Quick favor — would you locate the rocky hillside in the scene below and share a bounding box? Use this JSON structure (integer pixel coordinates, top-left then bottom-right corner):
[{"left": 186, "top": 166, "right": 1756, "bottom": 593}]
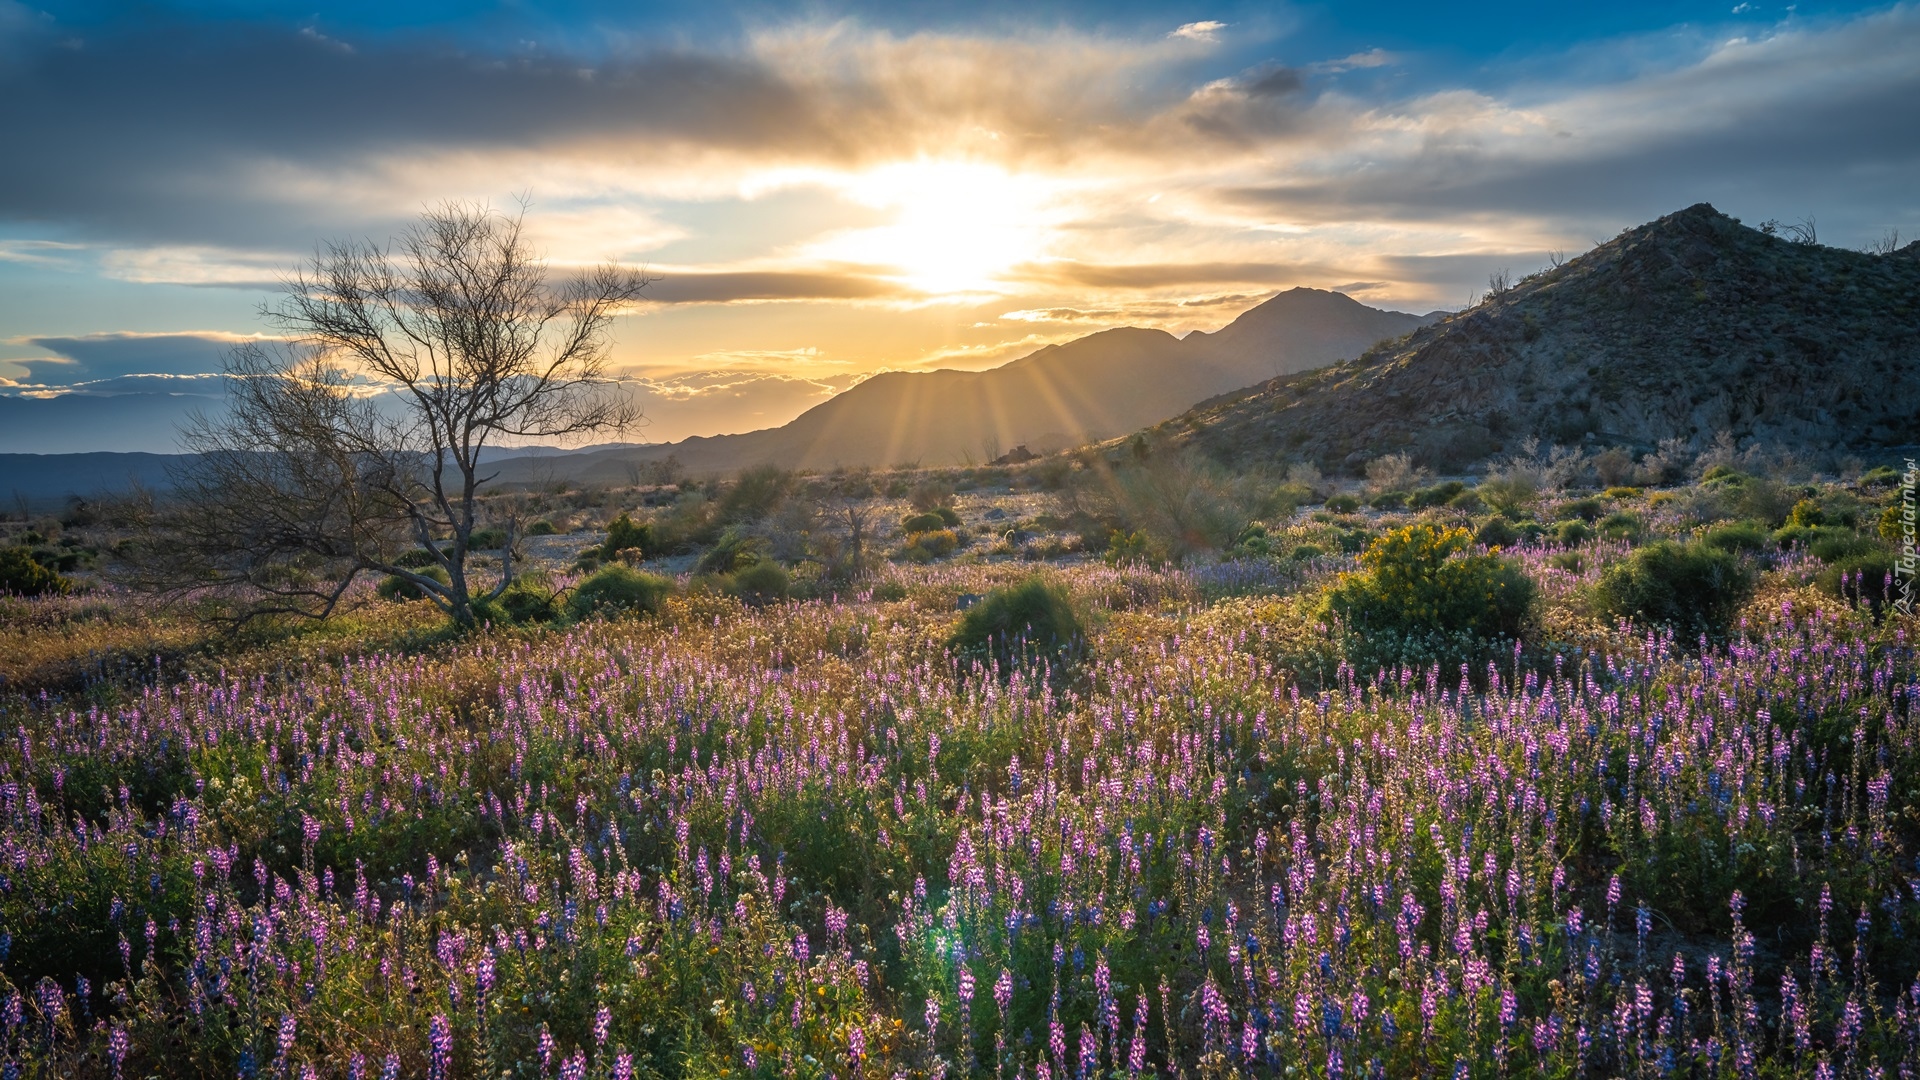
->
[
  {"left": 490, "top": 288, "right": 1428, "bottom": 481},
  {"left": 1164, "top": 204, "right": 1920, "bottom": 472}
]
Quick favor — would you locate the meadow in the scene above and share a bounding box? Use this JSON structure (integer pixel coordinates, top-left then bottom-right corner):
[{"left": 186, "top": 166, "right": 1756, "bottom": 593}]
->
[{"left": 0, "top": 458, "right": 1915, "bottom": 1079}]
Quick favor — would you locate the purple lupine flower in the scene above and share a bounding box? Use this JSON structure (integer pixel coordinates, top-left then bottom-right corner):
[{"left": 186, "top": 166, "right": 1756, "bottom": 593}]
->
[{"left": 427, "top": 1014, "right": 452, "bottom": 1080}]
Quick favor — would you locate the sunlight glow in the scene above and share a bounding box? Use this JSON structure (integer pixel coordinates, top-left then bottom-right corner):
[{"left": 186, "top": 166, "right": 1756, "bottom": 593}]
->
[{"left": 808, "top": 161, "right": 1065, "bottom": 296}]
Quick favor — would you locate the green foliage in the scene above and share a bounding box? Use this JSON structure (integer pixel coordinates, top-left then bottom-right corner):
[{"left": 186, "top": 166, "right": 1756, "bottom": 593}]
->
[
  {"left": 393, "top": 547, "right": 443, "bottom": 569},
  {"left": 908, "top": 478, "right": 956, "bottom": 513},
  {"left": 1884, "top": 502, "right": 1913, "bottom": 541},
  {"left": 1858, "top": 464, "right": 1902, "bottom": 487},
  {"left": 1319, "top": 524, "right": 1535, "bottom": 677},
  {"left": 1552, "top": 519, "right": 1592, "bottom": 546},
  {"left": 1408, "top": 480, "right": 1465, "bottom": 509},
  {"left": 0, "top": 547, "right": 70, "bottom": 596},
  {"left": 1289, "top": 543, "right": 1326, "bottom": 561},
  {"left": 903, "top": 528, "right": 959, "bottom": 562},
  {"left": 564, "top": 565, "right": 672, "bottom": 621},
  {"left": 725, "top": 560, "right": 791, "bottom": 605},
  {"left": 693, "top": 527, "right": 763, "bottom": 575},
  {"left": 1368, "top": 490, "right": 1407, "bottom": 511},
  {"left": 1816, "top": 549, "right": 1899, "bottom": 612},
  {"left": 1562, "top": 496, "right": 1605, "bottom": 522},
  {"left": 1594, "top": 540, "right": 1754, "bottom": 642},
  {"left": 1597, "top": 511, "right": 1646, "bottom": 541},
  {"left": 490, "top": 579, "right": 560, "bottom": 624},
  {"left": 1604, "top": 486, "right": 1643, "bottom": 499},
  {"left": 467, "top": 527, "right": 509, "bottom": 550},
  {"left": 1807, "top": 530, "right": 1880, "bottom": 563},
  {"left": 1699, "top": 520, "right": 1772, "bottom": 553},
  {"left": 948, "top": 576, "right": 1086, "bottom": 677},
  {"left": 599, "top": 512, "right": 655, "bottom": 560},
  {"left": 375, "top": 565, "right": 449, "bottom": 602},
  {"left": 1103, "top": 529, "right": 1168, "bottom": 568},
  {"left": 1786, "top": 498, "right": 1827, "bottom": 528},
  {"left": 1701, "top": 464, "right": 1752, "bottom": 488},
  {"left": 1475, "top": 516, "right": 1522, "bottom": 549},
  {"left": 1325, "top": 494, "right": 1360, "bottom": 513},
  {"left": 1445, "top": 488, "right": 1484, "bottom": 513},
  {"left": 719, "top": 464, "right": 793, "bottom": 523},
  {"left": 526, "top": 519, "right": 559, "bottom": 536},
  {"left": 901, "top": 511, "right": 948, "bottom": 534}
]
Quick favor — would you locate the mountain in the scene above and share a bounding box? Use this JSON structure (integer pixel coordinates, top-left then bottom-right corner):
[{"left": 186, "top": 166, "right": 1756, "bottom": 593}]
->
[
  {"left": 486, "top": 288, "right": 1429, "bottom": 484},
  {"left": 1162, "top": 204, "right": 1920, "bottom": 473}
]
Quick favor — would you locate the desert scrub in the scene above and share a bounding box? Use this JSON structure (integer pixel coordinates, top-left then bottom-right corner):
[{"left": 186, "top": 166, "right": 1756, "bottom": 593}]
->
[
  {"left": 947, "top": 575, "right": 1087, "bottom": 678},
  {"left": 565, "top": 564, "right": 673, "bottom": 620},
  {"left": 1593, "top": 539, "right": 1755, "bottom": 642},
  {"left": 0, "top": 545, "right": 71, "bottom": 596},
  {"left": 1319, "top": 523, "right": 1535, "bottom": 677}
]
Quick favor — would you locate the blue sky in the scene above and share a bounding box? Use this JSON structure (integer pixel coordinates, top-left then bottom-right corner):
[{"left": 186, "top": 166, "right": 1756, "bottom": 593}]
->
[{"left": 1, "top": 0, "right": 1915, "bottom": 452}]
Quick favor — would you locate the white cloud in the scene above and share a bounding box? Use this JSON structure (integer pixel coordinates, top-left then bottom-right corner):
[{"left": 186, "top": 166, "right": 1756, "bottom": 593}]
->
[{"left": 1168, "top": 21, "right": 1228, "bottom": 43}]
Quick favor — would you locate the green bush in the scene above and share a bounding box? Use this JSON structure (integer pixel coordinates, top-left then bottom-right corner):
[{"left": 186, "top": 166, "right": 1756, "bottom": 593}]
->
[
  {"left": 1699, "top": 520, "right": 1771, "bottom": 553},
  {"left": 1475, "top": 516, "right": 1522, "bottom": 549},
  {"left": 726, "top": 561, "right": 791, "bottom": 605},
  {"left": 0, "top": 546, "right": 70, "bottom": 596},
  {"left": 467, "top": 527, "right": 509, "bottom": 550},
  {"left": 1816, "top": 550, "right": 1899, "bottom": 612},
  {"left": 1594, "top": 541, "right": 1754, "bottom": 642},
  {"left": 1408, "top": 481, "right": 1466, "bottom": 509},
  {"left": 1325, "top": 494, "right": 1361, "bottom": 513},
  {"left": 565, "top": 565, "right": 672, "bottom": 621},
  {"left": 694, "top": 528, "right": 763, "bottom": 575},
  {"left": 1552, "top": 520, "right": 1592, "bottom": 546},
  {"left": 527, "top": 519, "right": 558, "bottom": 536},
  {"left": 948, "top": 577, "right": 1086, "bottom": 677},
  {"left": 393, "top": 547, "right": 443, "bottom": 569},
  {"left": 1446, "top": 488, "right": 1485, "bottom": 513},
  {"left": 1701, "top": 464, "right": 1751, "bottom": 489},
  {"left": 1597, "top": 511, "right": 1645, "bottom": 541},
  {"left": 1289, "top": 543, "right": 1326, "bottom": 561},
  {"left": 1562, "top": 497, "right": 1605, "bottom": 522},
  {"left": 1883, "top": 503, "right": 1913, "bottom": 542},
  {"left": 1369, "top": 491, "right": 1408, "bottom": 511},
  {"left": 376, "top": 565, "right": 450, "bottom": 602},
  {"left": 904, "top": 529, "right": 960, "bottom": 562},
  {"left": 1785, "top": 498, "right": 1827, "bottom": 528},
  {"left": 1319, "top": 524, "right": 1535, "bottom": 677},
  {"left": 1104, "top": 529, "right": 1168, "bottom": 568},
  {"left": 600, "top": 512, "right": 655, "bottom": 560},
  {"left": 493, "top": 579, "right": 559, "bottom": 623},
  {"left": 1603, "top": 486, "right": 1642, "bottom": 499},
  {"left": 901, "top": 511, "right": 948, "bottom": 534},
  {"left": 719, "top": 464, "right": 793, "bottom": 523}
]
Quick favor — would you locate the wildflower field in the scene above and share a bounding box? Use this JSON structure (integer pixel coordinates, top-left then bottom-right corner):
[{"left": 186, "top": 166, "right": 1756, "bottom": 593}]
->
[{"left": 1, "top": 493, "right": 1917, "bottom": 1079}]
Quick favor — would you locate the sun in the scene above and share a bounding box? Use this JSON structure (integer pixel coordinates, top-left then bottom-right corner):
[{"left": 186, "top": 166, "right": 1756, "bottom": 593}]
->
[{"left": 810, "top": 160, "right": 1062, "bottom": 295}]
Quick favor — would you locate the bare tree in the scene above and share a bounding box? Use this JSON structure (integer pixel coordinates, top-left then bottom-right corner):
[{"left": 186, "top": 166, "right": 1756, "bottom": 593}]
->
[{"left": 131, "top": 202, "right": 646, "bottom": 625}]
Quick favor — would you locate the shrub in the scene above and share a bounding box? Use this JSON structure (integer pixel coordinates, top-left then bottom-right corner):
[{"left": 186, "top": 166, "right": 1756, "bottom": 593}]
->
[
  {"left": 903, "top": 529, "right": 960, "bottom": 562},
  {"left": 467, "top": 527, "right": 508, "bottom": 550},
  {"left": 1552, "top": 520, "right": 1592, "bottom": 546},
  {"left": 493, "top": 580, "right": 559, "bottom": 623},
  {"left": 0, "top": 546, "right": 70, "bottom": 596},
  {"left": 1289, "top": 543, "right": 1326, "bottom": 561},
  {"left": 1319, "top": 524, "right": 1535, "bottom": 677},
  {"left": 527, "top": 520, "right": 558, "bottom": 536},
  {"left": 1594, "top": 541, "right": 1754, "bottom": 642},
  {"left": 1104, "top": 529, "right": 1169, "bottom": 568},
  {"left": 948, "top": 577, "right": 1086, "bottom": 677},
  {"left": 1604, "top": 486, "right": 1643, "bottom": 499},
  {"left": 565, "top": 565, "right": 672, "bottom": 621},
  {"left": 909, "top": 478, "right": 956, "bottom": 513},
  {"left": 600, "top": 513, "right": 655, "bottom": 560},
  {"left": 719, "top": 464, "right": 793, "bottom": 523},
  {"left": 1475, "top": 517, "right": 1522, "bottom": 549},
  {"left": 1807, "top": 530, "right": 1880, "bottom": 563},
  {"left": 1325, "top": 494, "right": 1361, "bottom": 513},
  {"left": 1785, "top": 498, "right": 1827, "bottom": 528},
  {"left": 725, "top": 561, "right": 791, "bottom": 605},
  {"left": 1701, "top": 464, "right": 1751, "bottom": 489},
  {"left": 393, "top": 547, "right": 442, "bottom": 569},
  {"left": 934, "top": 506, "right": 962, "bottom": 528},
  {"left": 1816, "top": 550, "right": 1900, "bottom": 613},
  {"left": 901, "top": 512, "right": 948, "bottom": 534},
  {"left": 1561, "top": 497, "right": 1605, "bottom": 522},
  {"left": 1445, "top": 489, "right": 1484, "bottom": 513},
  {"left": 376, "top": 565, "right": 449, "bottom": 601},
  {"left": 1369, "top": 491, "right": 1408, "bottom": 511},
  {"left": 1597, "top": 512, "right": 1645, "bottom": 541},
  {"left": 693, "top": 528, "right": 763, "bottom": 575},
  {"left": 1883, "top": 503, "right": 1913, "bottom": 541},
  {"left": 1408, "top": 481, "right": 1465, "bottom": 509},
  {"left": 1699, "top": 520, "right": 1771, "bottom": 553}
]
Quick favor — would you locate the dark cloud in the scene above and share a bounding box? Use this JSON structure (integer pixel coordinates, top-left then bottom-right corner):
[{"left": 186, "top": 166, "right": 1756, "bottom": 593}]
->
[
  {"left": 1243, "top": 66, "right": 1304, "bottom": 97},
  {"left": 14, "top": 332, "right": 256, "bottom": 384},
  {"left": 642, "top": 271, "right": 901, "bottom": 303},
  {"left": 1016, "top": 260, "right": 1343, "bottom": 289}
]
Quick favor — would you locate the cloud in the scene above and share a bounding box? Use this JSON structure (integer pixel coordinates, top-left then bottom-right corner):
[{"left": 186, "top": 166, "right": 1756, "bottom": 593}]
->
[
  {"left": 1168, "top": 21, "right": 1227, "bottom": 43},
  {"left": 12, "top": 332, "right": 268, "bottom": 385},
  {"left": 641, "top": 269, "right": 903, "bottom": 303},
  {"left": 620, "top": 368, "right": 865, "bottom": 440},
  {"left": 1014, "top": 259, "right": 1343, "bottom": 289}
]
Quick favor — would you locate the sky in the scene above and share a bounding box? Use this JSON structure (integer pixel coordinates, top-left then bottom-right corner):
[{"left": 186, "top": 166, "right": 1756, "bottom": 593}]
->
[{"left": 1, "top": 0, "right": 1916, "bottom": 453}]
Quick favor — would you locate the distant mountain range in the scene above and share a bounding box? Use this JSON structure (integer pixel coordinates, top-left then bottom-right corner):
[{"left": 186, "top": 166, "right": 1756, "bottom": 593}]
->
[
  {"left": 481, "top": 288, "right": 1433, "bottom": 485},
  {"left": 1165, "top": 204, "right": 1920, "bottom": 472}
]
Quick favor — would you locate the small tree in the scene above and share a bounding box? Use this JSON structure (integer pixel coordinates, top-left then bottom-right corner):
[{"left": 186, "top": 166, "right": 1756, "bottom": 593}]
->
[{"left": 131, "top": 202, "right": 645, "bottom": 625}]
